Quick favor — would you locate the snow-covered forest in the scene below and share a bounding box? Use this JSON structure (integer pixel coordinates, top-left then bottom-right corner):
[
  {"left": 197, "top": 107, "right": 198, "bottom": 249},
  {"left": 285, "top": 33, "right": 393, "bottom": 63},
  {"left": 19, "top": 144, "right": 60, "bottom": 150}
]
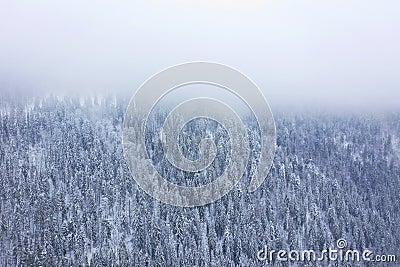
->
[{"left": 0, "top": 95, "right": 399, "bottom": 266}]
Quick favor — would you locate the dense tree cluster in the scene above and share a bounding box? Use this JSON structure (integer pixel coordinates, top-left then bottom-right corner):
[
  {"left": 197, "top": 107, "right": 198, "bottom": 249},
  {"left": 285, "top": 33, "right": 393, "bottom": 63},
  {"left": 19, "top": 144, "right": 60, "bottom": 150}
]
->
[{"left": 0, "top": 96, "right": 399, "bottom": 266}]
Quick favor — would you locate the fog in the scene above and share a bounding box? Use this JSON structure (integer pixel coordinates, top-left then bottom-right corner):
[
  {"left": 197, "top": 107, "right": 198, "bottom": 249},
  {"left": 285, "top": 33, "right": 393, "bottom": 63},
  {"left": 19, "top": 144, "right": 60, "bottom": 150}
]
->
[{"left": 0, "top": 0, "right": 399, "bottom": 110}]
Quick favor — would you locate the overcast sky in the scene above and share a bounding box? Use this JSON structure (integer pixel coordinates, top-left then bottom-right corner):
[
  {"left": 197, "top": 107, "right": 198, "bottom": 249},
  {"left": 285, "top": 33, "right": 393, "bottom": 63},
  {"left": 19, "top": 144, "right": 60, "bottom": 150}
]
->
[{"left": 0, "top": 0, "right": 399, "bottom": 110}]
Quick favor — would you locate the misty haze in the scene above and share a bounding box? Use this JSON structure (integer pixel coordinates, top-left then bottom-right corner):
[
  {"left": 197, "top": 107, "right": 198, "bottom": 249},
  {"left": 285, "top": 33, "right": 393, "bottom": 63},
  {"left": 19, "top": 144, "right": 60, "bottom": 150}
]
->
[{"left": 0, "top": 0, "right": 399, "bottom": 266}]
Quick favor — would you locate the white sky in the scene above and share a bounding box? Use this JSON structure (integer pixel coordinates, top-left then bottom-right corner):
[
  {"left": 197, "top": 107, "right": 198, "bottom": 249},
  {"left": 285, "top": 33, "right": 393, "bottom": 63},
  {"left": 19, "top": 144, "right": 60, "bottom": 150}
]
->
[{"left": 0, "top": 0, "right": 399, "bottom": 110}]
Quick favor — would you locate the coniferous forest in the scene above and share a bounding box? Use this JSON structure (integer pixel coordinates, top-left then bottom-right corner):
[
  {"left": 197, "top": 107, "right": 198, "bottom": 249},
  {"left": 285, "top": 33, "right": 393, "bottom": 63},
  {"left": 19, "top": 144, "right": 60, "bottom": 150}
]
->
[{"left": 0, "top": 95, "right": 399, "bottom": 266}]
